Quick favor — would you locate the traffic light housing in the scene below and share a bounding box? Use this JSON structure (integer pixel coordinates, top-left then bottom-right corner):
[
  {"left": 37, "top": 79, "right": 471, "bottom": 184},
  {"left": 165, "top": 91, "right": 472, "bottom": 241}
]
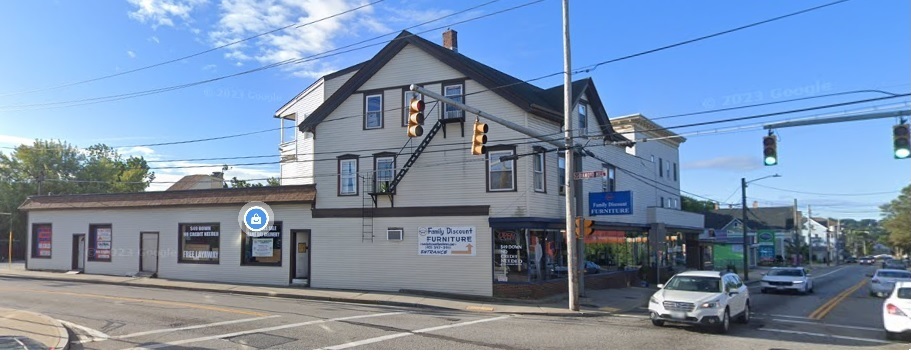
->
[
  {"left": 407, "top": 98, "right": 425, "bottom": 138},
  {"left": 763, "top": 135, "right": 778, "bottom": 166},
  {"left": 574, "top": 217, "right": 594, "bottom": 238},
  {"left": 471, "top": 120, "right": 488, "bottom": 155},
  {"left": 893, "top": 123, "right": 910, "bottom": 159}
]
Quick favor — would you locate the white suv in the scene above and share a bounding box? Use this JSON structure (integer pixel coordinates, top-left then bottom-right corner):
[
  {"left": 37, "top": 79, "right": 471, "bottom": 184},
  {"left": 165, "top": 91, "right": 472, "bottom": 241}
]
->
[{"left": 648, "top": 271, "right": 751, "bottom": 334}]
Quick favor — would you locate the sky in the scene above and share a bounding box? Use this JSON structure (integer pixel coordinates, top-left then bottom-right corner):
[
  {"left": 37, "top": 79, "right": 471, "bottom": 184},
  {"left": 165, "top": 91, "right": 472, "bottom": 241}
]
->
[{"left": 0, "top": 0, "right": 908, "bottom": 221}]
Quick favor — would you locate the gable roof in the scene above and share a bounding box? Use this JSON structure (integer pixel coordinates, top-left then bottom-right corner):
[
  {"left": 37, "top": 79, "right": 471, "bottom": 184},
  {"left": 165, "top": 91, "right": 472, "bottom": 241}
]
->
[
  {"left": 19, "top": 185, "right": 316, "bottom": 211},
  {"left": 298, "top": 30, "right": 625, "bottom": 142},
  {"left": 166, "top": 175, "right": 224, "bottom": 191},
  {"left": 274, "top": 61, "right": 366, "bottom": 118}
]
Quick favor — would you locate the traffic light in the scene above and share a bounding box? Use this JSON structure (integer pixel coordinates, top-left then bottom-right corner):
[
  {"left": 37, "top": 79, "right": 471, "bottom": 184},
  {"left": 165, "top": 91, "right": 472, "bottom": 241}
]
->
[
  {"left": 893, "top": 123, "right": 910, "bottom": 159},
  {"left": 407, "top": 98, "right": 425, "bottom": 138},
  {"left": 471, "top": 120, "right": 488, "bottom": 155},
  {"left": 574, "top": 217, "right": 594, "bottom": 238},
  {"left": 762, "top": 135, "right": 778, "bottom": 166}
]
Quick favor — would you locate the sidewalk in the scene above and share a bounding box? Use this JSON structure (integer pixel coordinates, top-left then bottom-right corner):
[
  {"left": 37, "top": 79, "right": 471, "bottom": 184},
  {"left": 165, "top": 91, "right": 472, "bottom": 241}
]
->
[
  {"left": 0, "top": 266, "right": 655, "bottom": 318},
  {"left": 0, "top": 307, "right": 69, "bottom": 350}
]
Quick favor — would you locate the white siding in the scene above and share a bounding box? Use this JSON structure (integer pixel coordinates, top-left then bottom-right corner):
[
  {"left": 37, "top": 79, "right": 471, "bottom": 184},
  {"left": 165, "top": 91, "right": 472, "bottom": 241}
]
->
[
  {"left": 27, "top": 205, "right": 313, "bottom": 286},
  {"left": 311, "top": 215, "right": 492, "bottom": 296}
]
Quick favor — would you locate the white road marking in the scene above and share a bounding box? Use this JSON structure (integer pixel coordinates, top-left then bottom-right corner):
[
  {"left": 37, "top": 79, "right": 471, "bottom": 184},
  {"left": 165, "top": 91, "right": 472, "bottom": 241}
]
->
[
  {"left": 319, "top": 324, "right": 335, "bottom": 332},
  {"left": 319, "top": 315, "right": 515, "bottom": 350},
  {"left": 58, "top": 320, "right": 111, "bottom": 343},
  {"left": 812, "top": 267, "right": 848, "bottom": 279},
  {"left": 758, "top": 328, "right": 892, "bottom": 344},
  {"left": 611, "top": 313, "right": 648, "bottom": 319},
  {"left": 115, "top": 315, "right": 282, "bottom": 339},
  {"left": 132, "top": 311, "right": 406, "bottom": 350},
  {"left": 771, "top": 318, "right": 882, "bottom": 332}
]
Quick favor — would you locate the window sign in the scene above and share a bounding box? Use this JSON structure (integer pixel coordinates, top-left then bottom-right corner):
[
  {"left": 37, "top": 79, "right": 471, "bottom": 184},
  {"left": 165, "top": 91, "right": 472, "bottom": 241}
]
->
[
  {"left": 89, "top": 225, "right": 113, "bottom": 261},
  {"left": 242, "top": 221, "right": 282, "bottom": 266},
  {"left": 32, "top": 224, "right": 52, "bottom": 258},
  {"left": 179, "top": 223, "right": 220, "bottom": 264}
]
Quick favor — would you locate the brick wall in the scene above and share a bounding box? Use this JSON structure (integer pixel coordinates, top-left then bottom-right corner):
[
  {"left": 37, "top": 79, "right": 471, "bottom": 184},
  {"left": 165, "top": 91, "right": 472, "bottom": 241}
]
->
[{"left": 493, "top": 270, "right": 639, "bottom": 299}]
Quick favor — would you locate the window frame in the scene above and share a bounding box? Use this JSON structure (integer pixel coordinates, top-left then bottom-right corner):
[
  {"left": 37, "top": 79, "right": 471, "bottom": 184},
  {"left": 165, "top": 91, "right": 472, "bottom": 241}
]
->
[
  {"left": 241, "top": 221, "right": 283, "bottom": 267},
  {"left": 487, "top": 146, "right": 517, "bottom": 192},
  {"left": 337, "top": 155, "right": 359, "bottom": 196},
  {"left": 441, "top": 81, "right": 465, "bottom": 120},
  {"left": 602, "top": 163, "right": 616, "bottom": 192},
  {"left": 577, "top": 101, "right": 588, "bottom": 136},
  {"left": 87, "top": 224, "right": 113, "bottom": 262},
  {"left": 558, "top": 154, "right": 566, "bottom": 195},
  {"left": 374, "top": 153, "right": 396, "bottom": 194},
  {"left": 673, "top": 162, "right": 678, "bottom": 181},
  {"left": 177, "top": 222, "right": 221, "bottom": 265},
  {"left": 532, "top": 146, "right": 546, "bottom": 193},
  {"left": 364, "top": 92, "right": 384, "bottom": 130},
  {"left": 31, "top": 223, "right": 52, "bottom": 259},
  {"left": 659, "top": 157, "right": 664, "bottom": 177}
]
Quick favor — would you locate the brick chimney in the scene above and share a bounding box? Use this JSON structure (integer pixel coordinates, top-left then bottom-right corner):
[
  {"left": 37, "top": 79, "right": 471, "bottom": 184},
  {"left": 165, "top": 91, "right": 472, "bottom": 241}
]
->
[{"left": 443, "top": 29, "right": 458, "bottom": 52}]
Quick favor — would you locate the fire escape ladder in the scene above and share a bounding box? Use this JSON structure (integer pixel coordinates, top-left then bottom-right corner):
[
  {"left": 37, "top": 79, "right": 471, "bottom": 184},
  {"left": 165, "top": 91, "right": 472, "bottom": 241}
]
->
[
  {"left": 386, "top": 119, "right": 444, "bottom": 197},
  {"left": 361, "top": 174, "right": 374, "bottom": 242}
]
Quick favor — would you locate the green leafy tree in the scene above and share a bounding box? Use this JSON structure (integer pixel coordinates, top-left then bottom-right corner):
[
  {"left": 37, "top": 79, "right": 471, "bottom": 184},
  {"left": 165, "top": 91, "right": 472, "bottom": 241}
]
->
[
  {"left": 0, "top": 139, "right": 154, "bottom": 259},
  {"left": 882, "top": 184, "right": 911, "bottom": 254},
  {"left": 682, "top": 196, "right": 716, "bottom": 213}
]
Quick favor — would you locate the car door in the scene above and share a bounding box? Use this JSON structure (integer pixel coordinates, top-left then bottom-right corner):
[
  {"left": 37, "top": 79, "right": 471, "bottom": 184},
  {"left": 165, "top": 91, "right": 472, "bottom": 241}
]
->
[{"left": 724, "top": 275, "right": 745, "bottom": 315}]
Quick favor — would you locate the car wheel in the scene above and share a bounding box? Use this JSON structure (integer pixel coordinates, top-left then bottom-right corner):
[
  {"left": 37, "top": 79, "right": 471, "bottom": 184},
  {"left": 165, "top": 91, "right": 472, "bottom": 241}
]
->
[
  {"left": 714, "top": 309, "right": 730, "bottom": 334},
  {"left": 650, "top": 312, "right": 664, "bottom": 327},
  {"left": 808, "top": 284, "right": 814, "bottom": 294},
  {"left": 886, "top": 331, "right": 900, "bottom": 341},
  {"left": 737, "top": 301, "right": 750, "bottom": 324}
]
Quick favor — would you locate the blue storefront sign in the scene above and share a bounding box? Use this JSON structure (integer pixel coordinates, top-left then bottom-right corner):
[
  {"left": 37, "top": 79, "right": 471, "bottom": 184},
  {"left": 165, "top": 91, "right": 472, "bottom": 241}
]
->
[{"left": 589, "top": 191, "right": 633, "bottom": 216}]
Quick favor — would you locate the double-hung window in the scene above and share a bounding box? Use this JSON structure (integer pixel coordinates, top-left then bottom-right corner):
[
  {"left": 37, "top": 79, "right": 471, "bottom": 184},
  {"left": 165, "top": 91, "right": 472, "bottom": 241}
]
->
[
  {"left": 442, "top": 83, "right": 464, "bottom": 120},
  {"left": 558, "top": 155, "right": 566, "bottom": 195},
  {"left": 602, "top": 163, "right": 616, "bottom": 192},
  {"left": 338, "top": 156, "right": 358, "bottom": 196},
  {"left": 487, "top": 148, "right": 516, "bottom": 192},
  {"left": 375, "top": 155, "right": 395, "bottom": 193},
  {"left": 365, "top": 93, "right": 383, "bottom": 129},
  {"left": 577, "top": 103, "right": 588, "bottom": 136},
  {"left": 533, "top": 147, "right": 546, "bottom": 193}
]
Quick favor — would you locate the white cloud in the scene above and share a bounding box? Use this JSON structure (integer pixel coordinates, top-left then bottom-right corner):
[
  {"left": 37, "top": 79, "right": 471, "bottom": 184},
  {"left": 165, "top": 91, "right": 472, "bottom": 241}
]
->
[
  {"left": 116, "top": 146, "right": 157, "bottom": 157},
  {"left": 127, "top": 50, "right": 137, "bottom": 58},
  {"left": 0, "top": 134, "right": 35, "bottom": 147},
  {"left": 127, "top": 0, "right": 207, "bottom": 29},
  {"left": 682, "top": 156, "right": 763, "bottom": 171},
  {"left": 202, "top": 64, "right": 218, "bottom": 71},
  {"left": 149, "top": 35, "right": 161, "bottom": 44}
]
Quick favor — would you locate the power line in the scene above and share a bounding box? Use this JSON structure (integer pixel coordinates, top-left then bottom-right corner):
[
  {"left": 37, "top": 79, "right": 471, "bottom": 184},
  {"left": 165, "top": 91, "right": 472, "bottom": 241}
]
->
[
  {"left": 751, "top": 183, "right": 901, "bottom": 197},
  {"left": 0, "top": 0, "right": 536, "bottom": 112},
  {"left": 0, "top": 0, "right": 388, "bottom": 98}
]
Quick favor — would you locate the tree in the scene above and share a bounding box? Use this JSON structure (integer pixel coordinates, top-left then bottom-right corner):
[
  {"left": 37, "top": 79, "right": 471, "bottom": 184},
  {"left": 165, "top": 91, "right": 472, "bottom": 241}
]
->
[
  {"left": 682, "top": 196, "right": 716, "bottom": 213},
  {"left": 0, "top": 139, "right": 154, "bottom": 259},
  {"left": 882, "top": 184, "right": 911, "bottom": 254}
]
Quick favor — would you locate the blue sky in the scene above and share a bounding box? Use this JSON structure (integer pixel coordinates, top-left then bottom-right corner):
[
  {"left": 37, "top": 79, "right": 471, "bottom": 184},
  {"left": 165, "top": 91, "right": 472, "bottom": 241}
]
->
[{"left": 0, "top": 0, "right": 908, "bottom": 221}]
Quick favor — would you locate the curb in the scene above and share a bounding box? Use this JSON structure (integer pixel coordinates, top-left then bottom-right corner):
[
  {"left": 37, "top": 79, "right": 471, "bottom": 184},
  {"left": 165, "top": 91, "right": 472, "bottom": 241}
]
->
[{"left": 23, "top": 310, "right": 69, "bottom": 350}]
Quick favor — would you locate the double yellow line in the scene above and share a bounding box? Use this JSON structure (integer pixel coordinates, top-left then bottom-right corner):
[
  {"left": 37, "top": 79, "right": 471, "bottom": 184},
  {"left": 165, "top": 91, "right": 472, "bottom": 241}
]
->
[{"left": 808, "top": 279, "right": 866, "bottom": 320}]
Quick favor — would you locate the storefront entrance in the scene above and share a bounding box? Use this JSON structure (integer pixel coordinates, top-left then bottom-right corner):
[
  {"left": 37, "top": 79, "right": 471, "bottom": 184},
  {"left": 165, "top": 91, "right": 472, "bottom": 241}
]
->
[
  {"left": 290, "top": 230, "right": 310, "bottom": 286},
  {"left": 141, "top": 232, "right": 159, "bottom": 273},
  {"left": 71, "top": 234, "right": 85, "bottom": 271}
]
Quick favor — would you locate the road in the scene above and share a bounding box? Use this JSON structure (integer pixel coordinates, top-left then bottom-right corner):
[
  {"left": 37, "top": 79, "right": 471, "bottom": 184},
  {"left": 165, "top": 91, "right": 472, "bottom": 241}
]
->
[{"left": 0, "top": 264, "right": 906, "bottom": 350}]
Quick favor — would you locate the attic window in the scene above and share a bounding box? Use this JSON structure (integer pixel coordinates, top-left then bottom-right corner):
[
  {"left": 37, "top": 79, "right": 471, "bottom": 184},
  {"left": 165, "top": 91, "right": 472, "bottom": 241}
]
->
[{"left": 442, "top": 83, "right": 464, "bottom": 120}]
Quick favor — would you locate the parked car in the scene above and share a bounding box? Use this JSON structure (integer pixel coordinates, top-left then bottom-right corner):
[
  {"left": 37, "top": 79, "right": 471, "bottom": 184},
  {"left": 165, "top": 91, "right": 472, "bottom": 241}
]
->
[
  {"left": 883, "top": 281, "right": 911, "bottom": 340},
  {"left": 860, "top": 256, "right": 876, "bottom": 265},
  {"left": 648, "top": 271, "right": 750, "bottom": 334},
  {"left": 884, "top": 259, "right": 909, "bottom": 270},
  {"left": 0, "top": 336, "right": 48, "bottom": 350},
  {"left": 584, "top": 261, "right": 601, "bottom": 274},
  {"left": 869, "top": 269, "right": 911, "bottom": 297},
  {"left": 845, "top": 257, "right": 858, "bottom": 264},
  {"left": 760, "top": 267, "right": 813, "bottom": 295}
]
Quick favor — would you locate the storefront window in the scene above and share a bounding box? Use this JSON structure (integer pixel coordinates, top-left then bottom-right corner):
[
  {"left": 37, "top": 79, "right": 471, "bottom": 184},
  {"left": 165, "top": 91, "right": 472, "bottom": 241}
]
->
[
  {"left": 242, "top": 221, "right": 282, "bottom": 266},
  {"left": 88, "top": 224, "right": 112, "bottom": 262},
  {"left": 31, "top": 224, "right": 52, "bottom": 258},
  {"left": 179, "top": 223, "right": 220, "bottom": 264},
  {"left": 493, "top": 229, "right": 528, "bottom": 283}
]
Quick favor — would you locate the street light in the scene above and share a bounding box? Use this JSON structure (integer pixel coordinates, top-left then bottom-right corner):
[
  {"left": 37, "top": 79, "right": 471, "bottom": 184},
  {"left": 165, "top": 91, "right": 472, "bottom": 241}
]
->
[{"left": 741, "top": 174, "right": 781, "bottom": 281}]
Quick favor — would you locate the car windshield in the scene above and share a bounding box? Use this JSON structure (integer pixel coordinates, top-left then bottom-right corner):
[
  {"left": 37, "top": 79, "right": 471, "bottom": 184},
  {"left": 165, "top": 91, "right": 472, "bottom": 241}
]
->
[
  {"left": 878, "top": 271, "right": 911, "bottom": 278},
  {"left": 768, "top": 269, "right": 803, "bottom": 277},
  {"left": 664, "top": 276, "right": 721, "bottom": 293}
]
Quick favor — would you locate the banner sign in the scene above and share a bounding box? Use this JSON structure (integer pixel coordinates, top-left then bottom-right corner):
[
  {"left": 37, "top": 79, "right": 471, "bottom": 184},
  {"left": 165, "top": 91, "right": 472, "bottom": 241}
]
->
[
  {"left": 36, "top": 225, "right": 52, "bottom": 257},
  {"left": 95, "top": 228, "right": 112, "bottom": 260},
  {"left": 589, "top": 191, "right": 633, "bottom": 216},
  {"left": 418, "top": 227, "right": 476, "bottom": 256}
]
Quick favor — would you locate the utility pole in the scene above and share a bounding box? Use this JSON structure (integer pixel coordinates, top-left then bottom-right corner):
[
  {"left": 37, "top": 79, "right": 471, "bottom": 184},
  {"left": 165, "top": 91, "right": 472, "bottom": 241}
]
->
[
  {"left": 0, "top": 212, "right": 11, "bottom": 270},
  {"left": 835, "top": 219, "right": 841, "bottom": 265},
  {"left": 561, "top": 0, "right": 579, "bottom": 311},
  {"left": 826, "top": 218, "right": 832, "bottom": 266},
  {"left": 793, "top": 199, "right": 800, "bottom": 266},
  {"left": 741, "top": 178, "right": 749, "bottom": 280},
  {"left": 808, "top": 205, "right": 813, "bottom": 267}
]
